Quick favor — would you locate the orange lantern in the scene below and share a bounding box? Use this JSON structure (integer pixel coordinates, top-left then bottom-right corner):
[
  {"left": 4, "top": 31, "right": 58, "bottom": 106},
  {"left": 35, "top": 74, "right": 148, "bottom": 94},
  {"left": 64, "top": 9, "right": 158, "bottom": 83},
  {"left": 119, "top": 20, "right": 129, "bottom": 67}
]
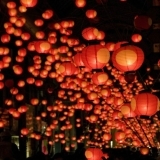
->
[
  {"left": 34, "top": 41, "right": 51, "bottom": 54},
  {"left": 21, "top": 128, "right": 29, "bottom": 135},
  {"left": 75, "top": 0, "right": 86, "bottom": 8},
  {"left": 134, "top": 15, "right": 152, "bottom": 30},
  {"left": 82, "top": 27, "right": 99, "bottom": 40},
  {"left": 103, "top": 133, "right": 112, "bottom": 141},
  {"left": 34, "top": 19, "right": 44, "bottom": 27},
  {"left": 131, "top": 93, "right": 159, "bottom": 116},
  {"left": 85, "top": 148, "right": 103, "bottom": 160},
  {"left": 81, "top": 45, "right": 110, "bottom": 69},
  {"left": 96, "top": 31, "right": 105, "bottom": 40},
  {"left": 57, "top": 62, "right": 77, "bottom": 76},
  {"left": 111, "top": 45, "right": 144, "bottom": 72},
  {"left": 20, "top": 0, "right": 37, "bottom": 7},
  {"left": 73, "top": 52, "right": 85, "bottom": 67},
  {"left": 115, "top": 131, "right": 125, "bottom": 141},
  {"left": 140, "top": 147, "right": 149, "bottom": 155},
  {"left": 92, "top": 72, "right": 108, "bottom": 85},
  {"left": 86, "top": 9, "right": 97, "bottom": 19},
  {"left": 121, "top": 103, "right": 136, "bottom": 118},
  {"left": 131, "top": 34, "right": 142, "bottom": 43},
  {"left": 42, "top": 9, "right": 54, "bottom": 19}
]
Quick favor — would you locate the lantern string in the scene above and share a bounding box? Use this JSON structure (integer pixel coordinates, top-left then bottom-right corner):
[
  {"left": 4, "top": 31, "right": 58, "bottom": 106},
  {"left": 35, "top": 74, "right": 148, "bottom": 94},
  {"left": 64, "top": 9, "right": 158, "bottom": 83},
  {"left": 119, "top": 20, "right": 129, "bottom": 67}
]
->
[
  {"left": 123, "top": 118, "right": 146, "bottom": 147},
  {"left": 137, "top": 71, "right": 149, "bottom": 91},
  {"left": 107, "top": 104, "right": 146, "bottom": 147},
  {"left": 135, "top": 117, "right": 153, "bottom": 148}
]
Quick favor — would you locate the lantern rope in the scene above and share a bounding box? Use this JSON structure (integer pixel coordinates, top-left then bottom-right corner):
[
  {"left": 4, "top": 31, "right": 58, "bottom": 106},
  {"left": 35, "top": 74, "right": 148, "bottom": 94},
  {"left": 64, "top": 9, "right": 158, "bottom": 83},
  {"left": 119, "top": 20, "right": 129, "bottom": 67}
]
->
[
  {"left": 107, "top": 104, "right": 146, "bottom": 147},
  {"left": 135, "top": 117, "right": 153, "bottom": 148},
  {"left": 123, "top": 118, "right": 146, "bottom": 147}
]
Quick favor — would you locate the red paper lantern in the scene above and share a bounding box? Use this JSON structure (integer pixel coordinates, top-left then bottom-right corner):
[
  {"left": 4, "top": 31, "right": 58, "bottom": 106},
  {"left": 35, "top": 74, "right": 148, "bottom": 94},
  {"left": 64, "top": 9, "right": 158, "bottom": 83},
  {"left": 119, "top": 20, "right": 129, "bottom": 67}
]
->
[
  {"left": 103, "top": 133, "right": 112, "bottom": 141},
  {"left": 92, "top": 72, "right": 108, "bottom": 85},
  {"left": 57, "top": 62, "right": 77, "bottom": 76},
  {"left": 96, "top": 31, "right": 105, "bottom": 40},
  {"left": 131, "top": 93, "right": 159, "bottom": 116},
  {"left": 73, "top": 52, "right": 84, "bottom": 67},
  {"left": 134, "top": 15, "right": 152, "bottom": 30},
  {"left": 121, "top": 103, "right": 136, "bottom": 118},
  {"left": 111, "top": 45, "right": 144, "bottom": 72},
  {"left": 82, "top": 27, "right": 99, "bottom": 40},
  {"left": 140, "top": 147, "right": 149, "bottom": 155},
  {"left": 34, "top": 41, "right": 51, "bottom": 54},
  {"left": 86, "top": 9, "right": 97, "bottom": 19},
  {"left": 131, "top": 34, "right": 142, "bottom": 43},
  {"left": 81, "top": 45, "right": 110, "bottom": 69},
  {"left": 20, "top": 0, "right": 37, "bottom": 7},
  {"left": 85, "top": 148, "right": 103, "bottom": 160},
  {"left": 115, "top": 131, "right": 125, "bottom": 141},
  {"left": 114, "top": 41, "right": 128, "bottom": 51},
  {"left": 75, "top": 0, "right": 86, "bottom": 8}
]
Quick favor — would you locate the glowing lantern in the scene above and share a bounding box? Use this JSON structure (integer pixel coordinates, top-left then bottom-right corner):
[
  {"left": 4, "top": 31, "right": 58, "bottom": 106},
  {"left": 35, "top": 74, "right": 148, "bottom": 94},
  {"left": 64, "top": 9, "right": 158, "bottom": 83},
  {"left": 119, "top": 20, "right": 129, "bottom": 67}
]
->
[
  {"left": 82, "top": 27, "right": 99, "bottom": 40},
  {"left": 7, "top": 2, "right": 16, "bottom": 9},
  {"left": 0, "top": 121, "right": 4, "bottom": 128},
  {"left": 140, "top": 147, "right": 149, "bottom": 155},
  {"left": 114, "top": 41, "right": 128, "bottom": 51},
  {"left": 13, "top": 65, "right": 23, "bottom": 75},
  {"left": 121, "top": 103, "right": 136, "bottom": 118},
  {"left": 20, "top": 0, "right": 38, "bottom": 7},
  {"left": 131, "top": 93, "right": 159, "bottom": 116},
  {"left": 34, "top": 41, "right": 51, "bottom": 54},
  {"left": 85, "top": 148, "right": 103, "bottom": 160},
  {"left": 42, "top": 9, "right": 54, "bottom": 19},
  {"left": 96, "top": 31, "right": 105, "bottom": 40},
  {"left": 21, "top": 32, "right": 31, "bottom": 41},
  {"left": 81, "top": 45, "right": 110, "bottom": 69},
  {"left": 134, "top": 15, "right": 152, "bottom": 30},
  {"left": 115, "top": 131, "right": 125, "bottom": 141},
  {"left": 21, "top": 128, "right": 29, "bottom": 135},
  {"left": 103, "top": 133, "right": 111, "bottom": 141},
  {"left": 1, "top": 34, "right": 10, "bottom": 43},
  {"left": 131, "top": 34, "right": 142, "bottom": 43},
  {"left": 75, "top": 0, "right": 86, "bottom": 8},
  {"left": 86, "top": 9, "right": 97, "bottom": 19},
  {"left": 57, "top": 62, "right": 77, "bottom": 76},
  {"left": 111, "top": 45, "right": 144, "bottom": 72},
  {"left": 34, "top": 19, "right": 44, "bottom": 27},
  {"left": 73, "top": 52, "right": 85, "bottom": 67},
  {"left": 92, "top": 72, "right": 108, "bottom": 85}
]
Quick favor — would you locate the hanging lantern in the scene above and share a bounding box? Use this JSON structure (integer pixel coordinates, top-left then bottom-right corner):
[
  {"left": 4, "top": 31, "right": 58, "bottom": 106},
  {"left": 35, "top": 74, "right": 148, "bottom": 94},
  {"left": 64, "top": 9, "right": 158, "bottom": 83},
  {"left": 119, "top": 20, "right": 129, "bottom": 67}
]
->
[
  {"left": 134, "top": 15, "right": 152, "bottom": 30},
  {"left": 131, "top": 93, "right": 159, "bottom": 116},
  {"left": 85, "top": 148, "right": 103, "bottom": 160},
  {"left": 73, "top": 52, "right": 85, "bottom": 67},
  {"left": 111, "top": 45, "right": 144, "bottom": 72},
  {"left": 114, "top": 41, "right": 128, "bottom": 51},
  {"left": 34, "top": 41, "right": 51, "bottom": 54},
  {"left": 81, "top": 45, "right": 110, "bottom": 69},
  {"left": 140, "top": 147, "right": 149, "bottom": 155},
  {"left": 86, "top": 9, "right": 97, "bottom": 19},
  {"left": 131, "top": 34, "right": 142, "bottom": 43},
  {"left": 20, "top": 0, "right": 38, "bottom": 7},
  {"left": 42, "top": 9, "right": 54, "bottom": 19},
  {"left": 57, "top": 62, "right": 77, "bottom": 76},
  {"left": 120, "top": 103, "right": 136, "bottom": 118},
  {"left": 82, "top": 27, "right": 99, "bottom": 40},
  {"left": 106, "top": 42, "right": 115, "bottom": 52},
  {"left": 96, "top": 31, "right": 105, "bottom": 40},
  {"left": 75, "top": 0, "right": 86, "bottom": 8},
  {"left": 92, "top": 72, "right": 108, "bottom": 85},
  {"left": 115, "top": 131, "right": 126, "bottom": 141}
]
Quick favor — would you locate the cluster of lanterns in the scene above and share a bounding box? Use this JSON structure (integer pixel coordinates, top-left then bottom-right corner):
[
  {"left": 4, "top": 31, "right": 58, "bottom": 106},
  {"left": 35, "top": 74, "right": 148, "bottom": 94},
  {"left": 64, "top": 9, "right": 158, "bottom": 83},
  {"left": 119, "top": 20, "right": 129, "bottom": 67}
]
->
[{"left": 0, "top": 0, "right": 158, "bottom": 156}]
